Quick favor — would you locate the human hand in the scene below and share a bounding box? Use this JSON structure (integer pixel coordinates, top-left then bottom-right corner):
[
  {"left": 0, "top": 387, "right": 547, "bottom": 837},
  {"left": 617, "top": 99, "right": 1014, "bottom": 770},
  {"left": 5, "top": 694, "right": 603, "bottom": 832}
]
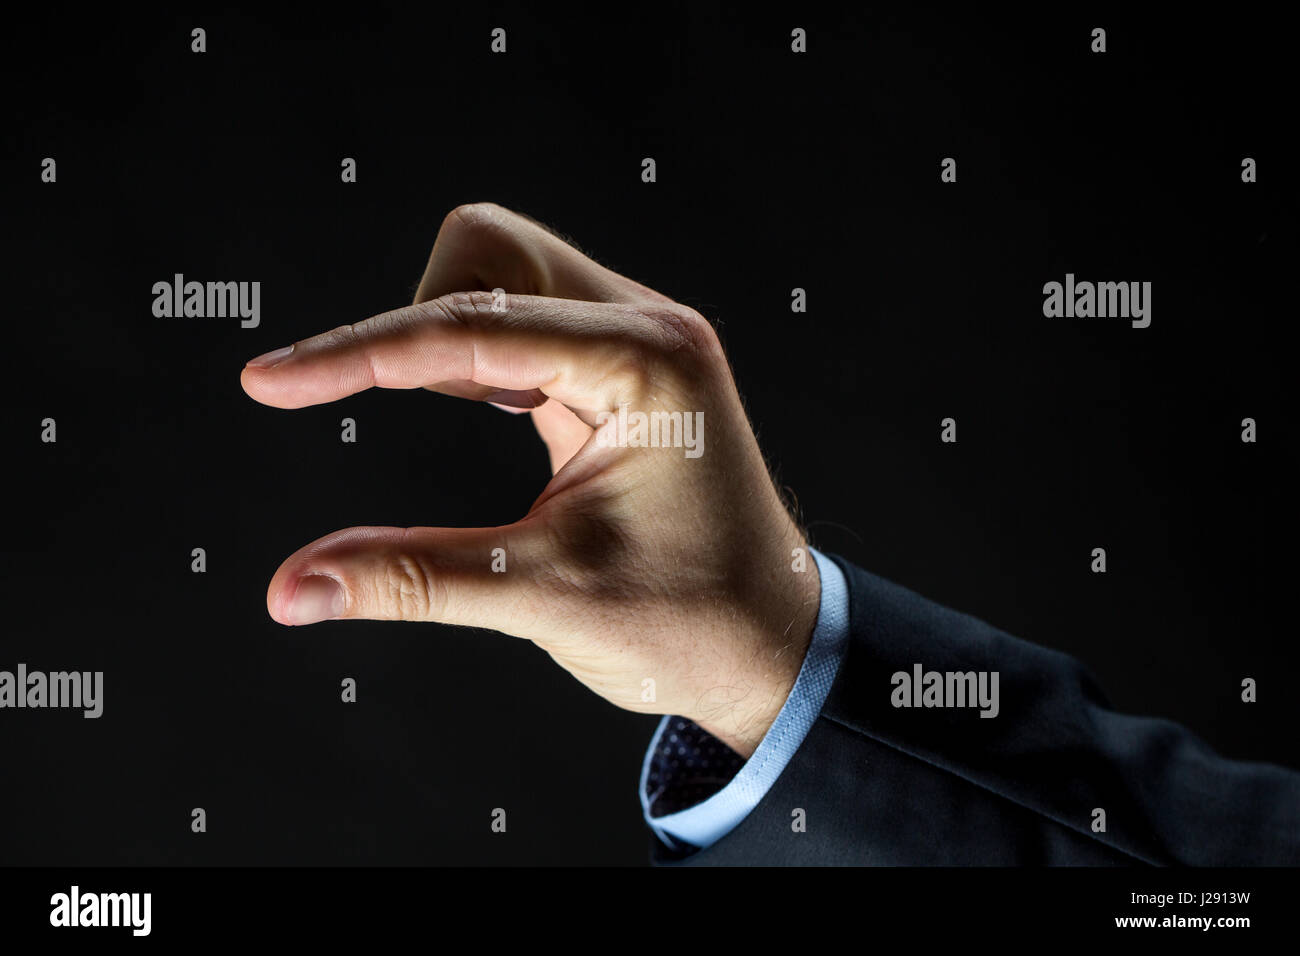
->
[{"left": 240, "top": 203, "right": 820, "bottom": 758}]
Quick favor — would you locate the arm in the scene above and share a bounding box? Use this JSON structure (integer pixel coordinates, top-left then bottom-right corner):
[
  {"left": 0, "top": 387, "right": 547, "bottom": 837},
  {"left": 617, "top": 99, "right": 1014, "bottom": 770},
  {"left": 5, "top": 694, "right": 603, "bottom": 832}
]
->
[
  {"left": 240, "top": 203, "right": 1300, "bottom": 866},
  {"left": 654, "top": 553, "right": 1300, "bottom": 865}
]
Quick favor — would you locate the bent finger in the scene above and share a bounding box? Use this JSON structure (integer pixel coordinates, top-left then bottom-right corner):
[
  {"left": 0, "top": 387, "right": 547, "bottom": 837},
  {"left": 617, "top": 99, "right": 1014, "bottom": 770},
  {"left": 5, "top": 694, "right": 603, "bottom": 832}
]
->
[{"left": 413, "top": 202, "right": 676, "bottom": 307}]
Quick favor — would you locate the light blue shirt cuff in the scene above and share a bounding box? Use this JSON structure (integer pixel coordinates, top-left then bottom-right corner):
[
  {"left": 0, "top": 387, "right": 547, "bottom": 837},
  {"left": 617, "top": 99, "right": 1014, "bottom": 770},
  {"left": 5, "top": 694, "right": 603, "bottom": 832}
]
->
[{"left": 638, "top": 547, "right": 851, "bottom": 850}]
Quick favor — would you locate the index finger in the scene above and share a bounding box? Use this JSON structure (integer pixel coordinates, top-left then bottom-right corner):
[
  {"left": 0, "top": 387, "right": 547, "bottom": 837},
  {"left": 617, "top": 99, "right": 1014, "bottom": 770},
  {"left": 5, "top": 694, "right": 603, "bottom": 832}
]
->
[{"left": 239, "top": 291, "right": 710, "bottom": 415}]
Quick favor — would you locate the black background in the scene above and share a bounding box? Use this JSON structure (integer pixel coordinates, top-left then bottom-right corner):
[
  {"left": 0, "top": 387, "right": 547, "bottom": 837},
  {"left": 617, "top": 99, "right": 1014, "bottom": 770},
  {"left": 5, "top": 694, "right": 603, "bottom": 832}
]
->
[{"left": 2, "top": 5, "right": 1292, "bottom": 865}]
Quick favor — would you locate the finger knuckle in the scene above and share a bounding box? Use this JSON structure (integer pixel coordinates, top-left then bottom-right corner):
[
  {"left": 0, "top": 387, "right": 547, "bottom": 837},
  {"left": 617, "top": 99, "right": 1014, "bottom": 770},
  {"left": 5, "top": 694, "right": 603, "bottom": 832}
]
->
[
  {"left": 428, "top": 290, "right": 497, "bottom": 326},
  {"left": 639, "top": 304, "right": 722, "bottom": 359},
  {"left": 378, "top": 552, "right": 446, "bottom": 620},
  {"left": 445, "top": 202, "right": 504, "bottom": 236}
]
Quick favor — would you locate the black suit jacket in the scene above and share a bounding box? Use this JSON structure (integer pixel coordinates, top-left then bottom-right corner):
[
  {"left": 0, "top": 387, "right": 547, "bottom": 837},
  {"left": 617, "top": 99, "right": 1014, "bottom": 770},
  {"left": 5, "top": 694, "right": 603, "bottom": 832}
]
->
[{"left": 654, "top": 554, "right": 1300, "bottom": 865}]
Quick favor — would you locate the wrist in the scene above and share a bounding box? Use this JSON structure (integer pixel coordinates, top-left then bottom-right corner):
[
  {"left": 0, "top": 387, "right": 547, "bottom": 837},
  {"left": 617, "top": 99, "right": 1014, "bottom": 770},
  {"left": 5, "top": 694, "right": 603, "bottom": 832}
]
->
[{"left": 695, "top": 543, "right": 822, "bottom": 758}]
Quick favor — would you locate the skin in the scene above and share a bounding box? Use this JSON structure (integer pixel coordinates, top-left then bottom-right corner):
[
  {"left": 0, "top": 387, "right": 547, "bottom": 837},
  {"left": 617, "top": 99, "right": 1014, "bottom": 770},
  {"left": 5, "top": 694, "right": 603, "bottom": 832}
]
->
[{"left": 240, "top": 202, "right": 821, "bottom": 758}]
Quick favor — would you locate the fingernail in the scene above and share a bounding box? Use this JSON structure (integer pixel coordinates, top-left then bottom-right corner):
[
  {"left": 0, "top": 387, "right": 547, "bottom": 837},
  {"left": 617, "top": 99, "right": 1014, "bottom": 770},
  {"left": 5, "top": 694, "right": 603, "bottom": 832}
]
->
[
  {"left": 246, "top": 344, "right": 295, "bottom": 368},
  {"left": 488, "top": 402, "right": 533, "bottom": 415},
  {"left": 482, "top": 389, "right": 543, "bottom": 409},
  {"left": 286, "top": 574, "right": 343, "bottom": 625}
]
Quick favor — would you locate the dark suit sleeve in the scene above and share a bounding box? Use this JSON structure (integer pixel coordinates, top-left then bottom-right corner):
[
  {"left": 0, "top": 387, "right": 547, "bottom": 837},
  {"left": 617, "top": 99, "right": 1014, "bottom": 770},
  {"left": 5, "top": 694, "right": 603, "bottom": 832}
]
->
[{"left": 654, "top": 553, "right": 1300, "bottom": 865}]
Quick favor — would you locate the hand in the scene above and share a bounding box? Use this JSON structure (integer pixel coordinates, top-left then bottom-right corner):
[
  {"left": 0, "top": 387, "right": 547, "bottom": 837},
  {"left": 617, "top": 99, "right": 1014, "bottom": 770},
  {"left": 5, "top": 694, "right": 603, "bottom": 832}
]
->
[{"left": 240, "top": 203, "right": 821, "bottom": 758}]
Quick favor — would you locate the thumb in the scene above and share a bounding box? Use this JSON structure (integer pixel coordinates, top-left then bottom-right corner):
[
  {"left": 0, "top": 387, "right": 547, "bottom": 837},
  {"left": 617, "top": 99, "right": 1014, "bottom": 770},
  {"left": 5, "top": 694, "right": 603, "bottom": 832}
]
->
[{"left": 267, "top": 524, "right": 545, "bottom": 635}]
